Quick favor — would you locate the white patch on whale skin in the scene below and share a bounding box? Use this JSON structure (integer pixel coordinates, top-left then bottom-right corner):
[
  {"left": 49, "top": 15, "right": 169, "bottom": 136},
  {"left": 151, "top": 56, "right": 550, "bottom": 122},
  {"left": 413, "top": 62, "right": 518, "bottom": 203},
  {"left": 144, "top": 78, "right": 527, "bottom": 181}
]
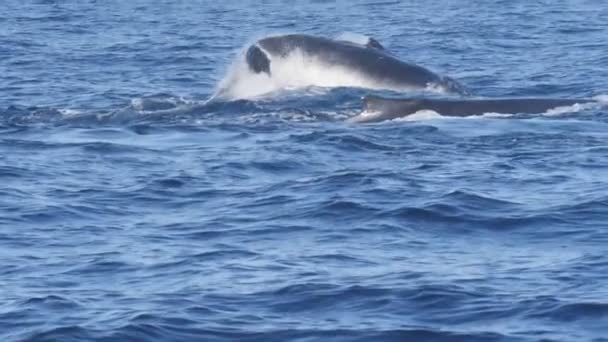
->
[{"left": 213, "top": 46, "right": 450, "bottom": 101}]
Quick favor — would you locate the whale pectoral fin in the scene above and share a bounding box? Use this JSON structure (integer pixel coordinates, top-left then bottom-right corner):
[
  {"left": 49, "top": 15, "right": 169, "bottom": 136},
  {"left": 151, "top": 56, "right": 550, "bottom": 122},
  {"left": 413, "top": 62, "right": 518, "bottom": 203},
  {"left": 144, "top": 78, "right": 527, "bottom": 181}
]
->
[
  {"left": 366, "top": 38, "right": 386, "bottom": 51},
  {"left": 246, "top": 45, "right": 271, "bottom": 75}
]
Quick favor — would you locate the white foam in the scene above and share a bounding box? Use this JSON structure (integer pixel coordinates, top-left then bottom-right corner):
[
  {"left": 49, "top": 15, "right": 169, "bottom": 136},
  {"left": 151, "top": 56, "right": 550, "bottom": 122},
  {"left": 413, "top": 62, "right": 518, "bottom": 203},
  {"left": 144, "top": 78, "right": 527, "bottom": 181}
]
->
[
  {"left": 592, "top": 94, "right": 608, "bottom": 103},
  {"left": 400, "top": 111, "right": 514, "bottom": 121},
  {"left": 212, "top": 42, "right": 452, "bottom": 101},
  {"left": 130, "top": 98, "right": 145, "bottom": 111},
  {"left": 393, "top": 109, "right": 443, "bottom": 121},
  {"left": 58, "top": 108, "right": 82, "bottom": 117},
  {"left": 349, "top": 110, "right": 517, "bottom": 123},
  {"left": 349, "top": 109, "right": 446, "bottom": 123},
  {"left": 212, "top": 52, "right": 275, "bottom": 100},
  {"left": 129, "top": 95, "right": 194, "bottom": 113},
  {"left": 347, "top": 110, "right": 383, "bottom": 123},
  {"left": 478, "top": 112, "right": 513, "bottom": 118},
  {"left": 213, "top": 48, "right": 393, "bottom": 100},
  {"left": 544, "top": 102, "right": 597, "bottom": 116}
]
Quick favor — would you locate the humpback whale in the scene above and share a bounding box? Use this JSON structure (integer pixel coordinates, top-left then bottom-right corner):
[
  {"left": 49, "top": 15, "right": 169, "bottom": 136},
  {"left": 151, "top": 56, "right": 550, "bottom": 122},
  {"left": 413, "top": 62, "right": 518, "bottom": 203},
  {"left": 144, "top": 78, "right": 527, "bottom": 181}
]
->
[
  {"left": 244, "top": 34, "right": 468, "bottom": 95},
  {"left": 349, "top": 95, "right": 596, "bottom": 123}
]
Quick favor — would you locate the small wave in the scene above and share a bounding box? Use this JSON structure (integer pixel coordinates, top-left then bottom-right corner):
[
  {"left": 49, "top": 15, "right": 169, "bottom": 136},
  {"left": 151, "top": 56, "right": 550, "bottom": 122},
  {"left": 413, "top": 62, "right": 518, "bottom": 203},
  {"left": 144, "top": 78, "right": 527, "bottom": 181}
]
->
[
  {"left": 549, "top": 302, "right": 608, "bottom": 321},
  {"left": 62, "top": 259, "right": 135, "bottom": 276},
  {"left": 551, "top": 196, "right": 608, "bottom": 225},
  {"left": 0, "top": 105, "right": 65, "bottom": 125},
  {"left": 376, "top": 189, "right": 571, "bottom": 232},
  {"left": 441, "top": 190, "right": 521, "bottom": 209},
  {"left": 265, "top": 283, "right": 391, "bottom": 313},
  {"left": 325, "top": 134, "right": 399, "bottom": 151},
  {"left": 21, "top": 325, "right": 92, "bottom": 342},
  {"left": 289, "top": 197, "right": 380, "bottom": 223},
  {"left": 21, "top": 325, "right": 512, "bottom": 342},
  {"left": 0, "top": 95, "right": 264, "bottom": 127},
  {"left": 527, "top": 299, "right": 608, "bottom": 322},
  {"left": 307, "top": 253, "right": 377, "bottom": 266},
  {"left": 20, "top": 295, "right": 82, "bottom": 312},
  {"left": 593, "top": 94, "right": 608, "bottom": 103},
  {"left": 478, "top": 112, "right": 514, "bottom": 118},
  {"left": 190, "top": 249, "right": 260, "bottom": 261}
]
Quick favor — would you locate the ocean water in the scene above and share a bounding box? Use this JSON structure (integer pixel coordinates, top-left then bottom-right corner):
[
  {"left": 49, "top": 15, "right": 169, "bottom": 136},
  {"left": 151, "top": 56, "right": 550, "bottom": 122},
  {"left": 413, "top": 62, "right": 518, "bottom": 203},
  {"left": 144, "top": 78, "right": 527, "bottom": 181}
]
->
[{"left": 2, "top": 1, "right": 608, "bottom": 341}]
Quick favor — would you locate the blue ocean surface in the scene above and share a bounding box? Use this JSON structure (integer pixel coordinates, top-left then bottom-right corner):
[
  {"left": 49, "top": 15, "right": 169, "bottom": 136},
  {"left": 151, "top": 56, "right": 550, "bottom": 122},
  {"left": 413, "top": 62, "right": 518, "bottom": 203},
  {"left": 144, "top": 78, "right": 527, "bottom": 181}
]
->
[{"left": 2, "top": 1, "right": 608, "bottom": 341}]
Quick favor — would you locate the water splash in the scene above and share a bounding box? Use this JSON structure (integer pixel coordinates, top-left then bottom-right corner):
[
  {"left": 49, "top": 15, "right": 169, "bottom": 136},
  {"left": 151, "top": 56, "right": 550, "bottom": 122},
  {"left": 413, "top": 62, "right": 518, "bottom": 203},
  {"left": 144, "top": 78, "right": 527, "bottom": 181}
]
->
[
  {"left": 212, "top": 47, "right": 390, "bottom": 101},
  {"left": 210, "top": 34, "right": 458, "bottom": 101}
]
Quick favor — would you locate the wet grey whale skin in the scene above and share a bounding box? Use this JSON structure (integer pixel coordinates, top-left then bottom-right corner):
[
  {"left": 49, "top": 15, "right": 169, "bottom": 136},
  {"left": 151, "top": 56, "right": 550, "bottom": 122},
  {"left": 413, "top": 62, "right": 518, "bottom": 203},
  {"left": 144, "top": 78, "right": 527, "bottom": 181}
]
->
[
  {"left": 245, "top": 34, "right": 468, "bottom": 95},
  {"left": 350, "top": 95, "right": 594, "bottom": 123}
]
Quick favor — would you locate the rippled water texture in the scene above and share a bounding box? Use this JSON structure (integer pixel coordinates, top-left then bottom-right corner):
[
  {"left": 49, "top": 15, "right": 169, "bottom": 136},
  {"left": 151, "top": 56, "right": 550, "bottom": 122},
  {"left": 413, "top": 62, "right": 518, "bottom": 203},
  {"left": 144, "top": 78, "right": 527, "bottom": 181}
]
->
[{"left": 2, "top": 1, "right": 608, "bottom": 341}]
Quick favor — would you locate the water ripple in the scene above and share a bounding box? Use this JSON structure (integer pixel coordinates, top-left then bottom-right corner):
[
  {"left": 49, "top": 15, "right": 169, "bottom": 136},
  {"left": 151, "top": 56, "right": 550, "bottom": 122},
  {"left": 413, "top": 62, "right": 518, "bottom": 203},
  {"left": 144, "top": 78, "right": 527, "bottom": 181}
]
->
[{"left": 2, "top": 1, "right": 608, "bottom": 341}]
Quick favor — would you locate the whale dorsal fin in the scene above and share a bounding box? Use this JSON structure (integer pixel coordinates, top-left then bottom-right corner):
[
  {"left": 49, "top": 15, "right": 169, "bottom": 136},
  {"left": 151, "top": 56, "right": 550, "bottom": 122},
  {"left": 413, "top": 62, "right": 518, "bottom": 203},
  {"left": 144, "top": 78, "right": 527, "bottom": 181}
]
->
[{"left": 365, "top": 38, "right": 385, "bottom": 51}]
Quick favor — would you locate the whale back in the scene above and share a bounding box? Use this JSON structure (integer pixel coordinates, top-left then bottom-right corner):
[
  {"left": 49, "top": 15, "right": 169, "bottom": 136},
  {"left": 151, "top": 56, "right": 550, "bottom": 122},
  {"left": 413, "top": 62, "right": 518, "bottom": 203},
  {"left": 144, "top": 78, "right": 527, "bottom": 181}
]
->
[
  {"left": 243, "top": 34, "right": 469, "bottom": 96},
  {"left": 351, "top": 96, "right": 596, "bottom": 123}
]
